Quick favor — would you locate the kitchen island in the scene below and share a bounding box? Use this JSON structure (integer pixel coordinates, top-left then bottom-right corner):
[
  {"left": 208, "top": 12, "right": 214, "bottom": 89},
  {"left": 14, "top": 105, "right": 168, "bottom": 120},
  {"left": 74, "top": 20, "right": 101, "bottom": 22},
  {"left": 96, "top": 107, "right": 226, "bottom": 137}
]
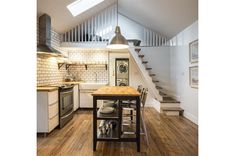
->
[{"left": 92, "top": 86, "right": 141, "bottom": 152}]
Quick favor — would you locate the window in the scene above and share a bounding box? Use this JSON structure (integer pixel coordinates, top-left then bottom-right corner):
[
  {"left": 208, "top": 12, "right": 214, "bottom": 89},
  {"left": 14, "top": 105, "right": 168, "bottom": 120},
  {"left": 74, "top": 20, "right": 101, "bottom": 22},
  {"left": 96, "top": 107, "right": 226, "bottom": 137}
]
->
[{"left": 67, "top": 0, "right": 104, "bottom": 17}]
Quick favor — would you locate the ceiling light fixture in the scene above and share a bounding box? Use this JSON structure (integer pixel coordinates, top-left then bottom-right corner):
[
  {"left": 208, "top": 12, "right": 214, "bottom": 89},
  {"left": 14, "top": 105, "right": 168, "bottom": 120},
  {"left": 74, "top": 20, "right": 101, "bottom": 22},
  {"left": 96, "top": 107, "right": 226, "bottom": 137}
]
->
[{"left": 106, "top": 0, "right": 129, "bottom": 49}]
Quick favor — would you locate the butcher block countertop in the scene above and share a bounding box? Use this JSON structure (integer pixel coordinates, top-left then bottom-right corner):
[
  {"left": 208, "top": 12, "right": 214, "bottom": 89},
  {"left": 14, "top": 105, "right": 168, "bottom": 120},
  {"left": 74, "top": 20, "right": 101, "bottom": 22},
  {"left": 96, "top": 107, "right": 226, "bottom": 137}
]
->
[
  {"left": 37, "top": 81, "right": 83, "bottom": 91},
  {"left": 92, "top": 86, "right": 140, "bottom": 96},
  {"left": 61, "top": 81, "right": 83, "bottom": 85},
  {"left": 37, "top": 86, "right": 58, "bottom": 92}
]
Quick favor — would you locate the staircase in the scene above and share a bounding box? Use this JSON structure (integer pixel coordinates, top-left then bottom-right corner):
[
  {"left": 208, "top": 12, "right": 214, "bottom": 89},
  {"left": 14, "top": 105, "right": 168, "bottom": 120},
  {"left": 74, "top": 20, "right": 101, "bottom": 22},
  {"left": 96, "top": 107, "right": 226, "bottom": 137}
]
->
[{"left": 131, "top": 48, "right": 184, "bottom": 116}]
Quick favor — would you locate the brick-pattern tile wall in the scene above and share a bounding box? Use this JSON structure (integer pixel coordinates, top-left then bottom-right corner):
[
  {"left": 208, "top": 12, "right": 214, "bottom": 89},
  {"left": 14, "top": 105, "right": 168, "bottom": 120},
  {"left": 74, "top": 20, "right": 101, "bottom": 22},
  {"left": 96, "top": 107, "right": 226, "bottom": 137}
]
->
[
  {"left": 37, "top": 19, "right": 109, "bottom": 85},
  {"left": 37, "top": 55, "right": 67, "bottom": 86},
  {"left": 69, "top": 65, "right": 108, "bottom": 83},
  {"left": 67, "top": 50, "right": 109, "bottom": 83},
  {"left": 68, "top": 50, "right": 108, "bottom": 64},
  {"left": 37, "top": 20, "right": 68, "bottom": 86}
]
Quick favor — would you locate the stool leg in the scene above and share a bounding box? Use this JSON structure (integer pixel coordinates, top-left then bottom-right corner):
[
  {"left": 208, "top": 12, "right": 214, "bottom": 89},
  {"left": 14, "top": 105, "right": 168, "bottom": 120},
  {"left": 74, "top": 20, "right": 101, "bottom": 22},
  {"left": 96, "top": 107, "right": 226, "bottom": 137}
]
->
[{"left": 141, "top": 111, "right": 149, "bottom": 146}]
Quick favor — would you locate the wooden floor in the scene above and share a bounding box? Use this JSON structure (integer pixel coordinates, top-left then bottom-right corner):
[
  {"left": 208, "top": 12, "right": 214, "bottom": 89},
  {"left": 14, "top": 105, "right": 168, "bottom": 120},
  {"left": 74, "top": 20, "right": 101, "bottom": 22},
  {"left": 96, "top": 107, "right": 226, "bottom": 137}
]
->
[{"left": 37, "top": 108, "right": 198, "bottom": 156}]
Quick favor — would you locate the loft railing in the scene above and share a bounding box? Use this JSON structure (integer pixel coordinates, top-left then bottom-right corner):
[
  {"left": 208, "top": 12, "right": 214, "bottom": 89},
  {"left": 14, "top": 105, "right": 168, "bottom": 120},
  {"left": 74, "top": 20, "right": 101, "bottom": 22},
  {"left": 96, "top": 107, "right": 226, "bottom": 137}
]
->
[{"left": 61, "top": 4, "right": 167, "bottom": 46}]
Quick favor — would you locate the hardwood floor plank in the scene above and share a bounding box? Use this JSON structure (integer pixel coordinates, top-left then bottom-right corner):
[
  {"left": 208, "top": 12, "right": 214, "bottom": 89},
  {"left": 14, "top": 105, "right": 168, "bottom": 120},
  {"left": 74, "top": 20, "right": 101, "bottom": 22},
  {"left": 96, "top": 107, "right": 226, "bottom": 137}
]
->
[{"left": 37, "top": 108, "right": 198, "bottom": 156}]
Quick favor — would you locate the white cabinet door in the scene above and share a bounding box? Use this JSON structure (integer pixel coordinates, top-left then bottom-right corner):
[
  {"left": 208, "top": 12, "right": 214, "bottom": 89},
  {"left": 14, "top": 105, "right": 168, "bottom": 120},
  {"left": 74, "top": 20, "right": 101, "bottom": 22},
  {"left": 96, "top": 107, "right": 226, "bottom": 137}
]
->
[
  {"left": 80, "top": 91, "right": 93, "bottom": 108},
  {"left": 73, "top": 85, "right": 79, "bottom": 111},
  {"left": 80, "top": 90, "right": 103, "bottom": 108}
]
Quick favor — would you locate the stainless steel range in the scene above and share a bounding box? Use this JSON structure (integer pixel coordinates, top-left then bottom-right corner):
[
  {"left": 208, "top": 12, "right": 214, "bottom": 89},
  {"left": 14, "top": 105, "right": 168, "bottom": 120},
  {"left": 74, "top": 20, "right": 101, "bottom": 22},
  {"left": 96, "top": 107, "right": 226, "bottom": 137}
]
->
[{"left": 59, "top": 84, "right": 74, "bottom": 128}]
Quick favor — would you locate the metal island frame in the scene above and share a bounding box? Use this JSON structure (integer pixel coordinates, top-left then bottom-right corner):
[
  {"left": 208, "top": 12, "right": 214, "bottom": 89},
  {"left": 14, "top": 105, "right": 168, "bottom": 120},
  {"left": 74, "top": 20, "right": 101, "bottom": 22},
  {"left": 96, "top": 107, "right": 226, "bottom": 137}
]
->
[{"left": 92, "top": 86, "right": 141, "bottom": 152}]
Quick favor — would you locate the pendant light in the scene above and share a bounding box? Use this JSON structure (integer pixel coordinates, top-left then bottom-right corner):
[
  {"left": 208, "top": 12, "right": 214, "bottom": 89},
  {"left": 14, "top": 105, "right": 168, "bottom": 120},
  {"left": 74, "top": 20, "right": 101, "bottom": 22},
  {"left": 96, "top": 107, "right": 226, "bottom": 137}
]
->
[{"left": 106, "top": 0, "right": 129, "bottom": 49}]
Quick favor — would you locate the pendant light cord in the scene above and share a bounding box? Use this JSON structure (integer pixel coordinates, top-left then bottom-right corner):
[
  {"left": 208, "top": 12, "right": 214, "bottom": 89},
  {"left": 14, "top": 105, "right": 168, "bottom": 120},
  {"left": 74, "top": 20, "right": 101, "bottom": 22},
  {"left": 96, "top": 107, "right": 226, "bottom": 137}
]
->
[{"left": 117, "top": 0, "right": 118, "bottom": 26}]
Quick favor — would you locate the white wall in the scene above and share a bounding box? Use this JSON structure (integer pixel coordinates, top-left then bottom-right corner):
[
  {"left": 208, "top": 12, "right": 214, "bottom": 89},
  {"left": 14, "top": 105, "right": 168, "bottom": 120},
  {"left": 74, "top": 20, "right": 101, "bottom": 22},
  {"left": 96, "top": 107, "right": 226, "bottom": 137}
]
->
[
  {"left": 169, "top": 21, "right": 198, "bottom": 124},
  {"left": 140, "top": 47, "right": 171, "bottom": 92},
  {"left": 118, "top": 14, "right": 144, "bottom": 43}
]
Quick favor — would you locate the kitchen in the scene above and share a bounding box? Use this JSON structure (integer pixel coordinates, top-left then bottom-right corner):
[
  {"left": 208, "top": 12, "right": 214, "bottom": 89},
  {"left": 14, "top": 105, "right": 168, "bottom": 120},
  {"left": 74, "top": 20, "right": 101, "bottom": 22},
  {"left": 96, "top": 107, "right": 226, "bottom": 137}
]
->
[
  {"left": 36, "top": 0, "right": 198, "bottom": 155},
  {"left": 3, "top": 0, "right": 235, "bottom": 155}
]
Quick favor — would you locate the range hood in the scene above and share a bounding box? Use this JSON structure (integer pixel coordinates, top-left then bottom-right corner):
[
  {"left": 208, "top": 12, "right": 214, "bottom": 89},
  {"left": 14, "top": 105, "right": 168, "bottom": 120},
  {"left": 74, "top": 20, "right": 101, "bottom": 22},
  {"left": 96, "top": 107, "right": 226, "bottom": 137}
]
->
[{"left": 37, "top": 14, "right": 63, "bottom": 57}]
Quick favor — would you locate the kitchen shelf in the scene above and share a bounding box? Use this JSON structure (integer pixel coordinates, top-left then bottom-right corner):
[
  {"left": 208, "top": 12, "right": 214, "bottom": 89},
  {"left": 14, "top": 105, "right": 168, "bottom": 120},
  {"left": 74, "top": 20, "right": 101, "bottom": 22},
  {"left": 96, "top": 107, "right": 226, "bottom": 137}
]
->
[
  {"left": 97, "top": 109, "right": 119, "bottom": 120},
  {"left": 57, "top": 62, "right": 108, "bottom": 70},
  {"left": 58, "top": 63, "right": 65, "bottom": 69},
  {"left": 97, "top": 127, "right": 119, "bottom": 140},
  {"left": 121, "top": 124, "right": 136, "bottom": 139}
]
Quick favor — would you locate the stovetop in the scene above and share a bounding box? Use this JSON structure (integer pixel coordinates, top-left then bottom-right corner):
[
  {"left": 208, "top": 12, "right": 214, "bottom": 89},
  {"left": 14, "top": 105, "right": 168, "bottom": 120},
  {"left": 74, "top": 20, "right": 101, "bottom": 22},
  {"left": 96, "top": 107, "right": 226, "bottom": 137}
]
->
[
  {"left": 48, "top": 84, "right": 74, "bottom": 90},
  {"left": 59, "top": 84, "right": 74, "bottom": 90}
]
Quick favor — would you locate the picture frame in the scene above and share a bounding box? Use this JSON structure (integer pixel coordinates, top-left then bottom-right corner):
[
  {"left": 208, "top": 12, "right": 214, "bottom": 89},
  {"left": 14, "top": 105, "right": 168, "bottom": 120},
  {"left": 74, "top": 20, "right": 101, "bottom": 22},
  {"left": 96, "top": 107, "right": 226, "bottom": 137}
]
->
[
  {"left": 189, "top": 66, "right": 198, "bottom": 88},
  {"left": 189, "top": 39, "right": 198, "bottom": 63}
]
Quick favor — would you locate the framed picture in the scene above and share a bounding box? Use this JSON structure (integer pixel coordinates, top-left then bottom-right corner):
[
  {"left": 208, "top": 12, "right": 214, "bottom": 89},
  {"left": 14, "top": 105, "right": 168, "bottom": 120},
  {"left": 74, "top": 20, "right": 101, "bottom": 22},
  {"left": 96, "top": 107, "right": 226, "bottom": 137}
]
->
[
  {"left": 189, "top": 66, "right": 198, "bottom": 88},
  {"left": 189, "top": 39, "right": 198, "bottom": 63}
]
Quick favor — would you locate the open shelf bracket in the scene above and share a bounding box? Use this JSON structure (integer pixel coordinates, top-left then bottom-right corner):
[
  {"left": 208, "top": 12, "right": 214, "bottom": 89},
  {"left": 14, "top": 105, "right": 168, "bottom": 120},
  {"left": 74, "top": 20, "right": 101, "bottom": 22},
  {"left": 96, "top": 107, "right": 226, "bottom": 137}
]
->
[
  {"left": 66, "top": 64, "right": 71, "bottom": 70},
  {"left": 58, "top": 63, "right": 65, "bottom": 69}
]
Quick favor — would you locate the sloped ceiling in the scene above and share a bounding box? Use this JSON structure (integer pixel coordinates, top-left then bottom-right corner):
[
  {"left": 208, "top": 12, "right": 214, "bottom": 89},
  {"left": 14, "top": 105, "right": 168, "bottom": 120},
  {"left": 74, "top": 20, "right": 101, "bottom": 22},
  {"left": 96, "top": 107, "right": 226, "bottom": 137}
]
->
[{"left": 37, "top": 0, "right": 198, "bottom": 38}]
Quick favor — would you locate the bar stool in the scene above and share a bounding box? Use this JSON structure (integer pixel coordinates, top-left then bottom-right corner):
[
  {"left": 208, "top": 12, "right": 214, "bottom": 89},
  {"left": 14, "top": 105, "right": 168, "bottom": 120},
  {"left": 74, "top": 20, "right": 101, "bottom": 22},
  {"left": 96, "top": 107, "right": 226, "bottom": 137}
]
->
[
  {"left": 121, "top": 87, "right": 149, "bottom": 146},
  {"left": 122, "top": 85, "right": 144, "bottom": 121}
]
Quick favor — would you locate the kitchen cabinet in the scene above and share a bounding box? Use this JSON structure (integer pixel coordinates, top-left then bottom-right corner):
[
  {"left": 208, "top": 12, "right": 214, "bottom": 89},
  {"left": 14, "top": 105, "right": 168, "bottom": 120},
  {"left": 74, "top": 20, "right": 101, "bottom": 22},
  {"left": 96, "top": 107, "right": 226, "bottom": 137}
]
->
[
  {"left": 79, "top": 83, "right": 107, "bottom": 108},
  {"left": 37, "top": 90, "right": 59, "bottom": 134},
  {"left": 80, "top": 89, "right": 103, "bottom": 108},
  {"left": 73, "top": 84, "right": 79, "bottom": 111},
  {"left": 80, "top": 89, "right": 95, "bottom": 108}
]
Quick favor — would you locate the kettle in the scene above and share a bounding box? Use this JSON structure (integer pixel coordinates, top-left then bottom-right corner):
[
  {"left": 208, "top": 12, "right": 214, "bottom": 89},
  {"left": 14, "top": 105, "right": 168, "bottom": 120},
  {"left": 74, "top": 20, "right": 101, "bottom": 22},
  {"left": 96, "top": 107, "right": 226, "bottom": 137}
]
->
[{"left": 64, "top": 73, "right": 75, "bottom": 82}]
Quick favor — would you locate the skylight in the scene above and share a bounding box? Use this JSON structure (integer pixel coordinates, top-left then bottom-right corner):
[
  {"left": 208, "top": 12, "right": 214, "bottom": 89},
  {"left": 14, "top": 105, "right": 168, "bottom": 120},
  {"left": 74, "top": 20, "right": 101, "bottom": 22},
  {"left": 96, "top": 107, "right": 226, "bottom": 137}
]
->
[{"left": 67, "top": 0, "right": 104, "bottom": 17}]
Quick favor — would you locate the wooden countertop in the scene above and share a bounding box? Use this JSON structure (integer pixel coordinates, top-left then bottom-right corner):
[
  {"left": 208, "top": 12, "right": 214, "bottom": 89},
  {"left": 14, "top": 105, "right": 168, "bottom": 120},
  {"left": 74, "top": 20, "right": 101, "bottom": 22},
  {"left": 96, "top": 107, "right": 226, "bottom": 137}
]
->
[
  {"left": 37, "top": 86, "right": 58, "bottom": 92},
  {"left": 37, "top": 81, "right": 83, "bottom": 91},
  {"left": 92, "top": 86, "right": 140, "bottom": 96},
  {"left": 61, "top": 81, "right": 83, "bottom": 85}
]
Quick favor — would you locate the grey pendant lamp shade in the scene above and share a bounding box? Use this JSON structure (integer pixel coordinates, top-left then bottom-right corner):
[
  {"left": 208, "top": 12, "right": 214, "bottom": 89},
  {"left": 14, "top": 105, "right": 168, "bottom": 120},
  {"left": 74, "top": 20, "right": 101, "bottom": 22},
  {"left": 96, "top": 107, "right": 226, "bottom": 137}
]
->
[
  {"left": 107, "top": 26, "right": 129, "bottom": 49},
  {"left": 106, "top": 0, "right": 129, "bottom": 49}
]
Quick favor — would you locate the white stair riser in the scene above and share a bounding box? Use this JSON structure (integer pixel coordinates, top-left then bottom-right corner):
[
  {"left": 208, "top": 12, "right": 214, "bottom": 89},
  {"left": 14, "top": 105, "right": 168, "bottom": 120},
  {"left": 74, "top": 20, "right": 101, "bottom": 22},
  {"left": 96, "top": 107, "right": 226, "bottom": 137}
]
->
[
  {"left": 164, "top": 111, "right": 180, "bottom": 116},
  {"left": 160, "top": 103, "right": 180, "bottom": 108}
]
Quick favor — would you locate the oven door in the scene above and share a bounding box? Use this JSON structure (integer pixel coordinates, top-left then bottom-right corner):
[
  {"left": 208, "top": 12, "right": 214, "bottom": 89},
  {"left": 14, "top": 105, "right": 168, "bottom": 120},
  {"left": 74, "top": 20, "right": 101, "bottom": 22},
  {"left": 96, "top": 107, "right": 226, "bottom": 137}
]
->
[{"left": 60, "top": 88, "right": 74, "bottom": 117}]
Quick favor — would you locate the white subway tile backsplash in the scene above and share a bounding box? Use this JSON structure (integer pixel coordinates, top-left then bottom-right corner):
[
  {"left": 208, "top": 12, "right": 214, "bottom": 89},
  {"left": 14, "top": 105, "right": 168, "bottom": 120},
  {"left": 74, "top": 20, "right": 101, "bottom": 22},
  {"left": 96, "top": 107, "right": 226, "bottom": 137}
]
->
[{"left": 37, "top": 20, "right": 109, "bottom": 85}]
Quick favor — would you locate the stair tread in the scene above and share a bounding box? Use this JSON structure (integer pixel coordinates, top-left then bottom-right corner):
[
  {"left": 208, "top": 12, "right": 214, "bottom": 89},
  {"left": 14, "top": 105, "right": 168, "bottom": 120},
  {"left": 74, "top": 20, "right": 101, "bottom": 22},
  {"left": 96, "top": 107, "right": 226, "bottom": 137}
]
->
[
  {"left": 142, "top": 61, "right": 148, "bottom": 64},
  {"left": 159, "top": 91, "right": 167, "bottom": 95},
  {"left": 152, "top": 80, "right": 159, "bottom": 82},
  {"left": 149, "top": 74, "right": 156, "bottom": 76},
  {"left": 156, "top": 86, "right": 163, "bottom": 89},
  {"left": 162, "top": 107, "right": 184, "bottom": 111},
  {"left": 127, "top": 39, "right": 141, "bottom": 46},
  {"left": 138, "top": 55, "right": 144, "bottom": 58},
  {"left": 135, "top": 48, "right": 141, "bottom": 52},
  {"left": 159, "top": 92, "right": 170, "bottom": 97},
  {"left": 160, "top": 95, "right": 170, "bottom": 97},
  {"left": 146, "top": 68, "right": 152, "bottom": 70},
  {"left": 160, "top": 97, "right": 180, "bottom": 103}
]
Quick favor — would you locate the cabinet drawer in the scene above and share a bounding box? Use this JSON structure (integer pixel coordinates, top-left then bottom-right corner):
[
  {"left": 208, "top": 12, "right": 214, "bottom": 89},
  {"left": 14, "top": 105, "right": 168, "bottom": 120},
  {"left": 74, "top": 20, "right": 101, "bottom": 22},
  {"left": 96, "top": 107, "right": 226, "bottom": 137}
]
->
[
  {"left": 48, "top": 102, "right": 59, "bottom": 119},
  {"left": 48, "top": 90, "right": 58, "bottom": 105},
  {"left": 48, "top": 115, "right": 59, "bottom": 132}
]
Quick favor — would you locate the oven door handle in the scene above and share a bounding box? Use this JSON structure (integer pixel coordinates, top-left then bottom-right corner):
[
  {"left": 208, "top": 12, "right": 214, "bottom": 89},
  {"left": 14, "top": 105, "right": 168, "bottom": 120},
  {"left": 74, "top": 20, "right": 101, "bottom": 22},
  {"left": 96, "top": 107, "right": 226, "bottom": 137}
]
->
[
  {"left": 61, "top": 110, "right": 73, "bottom": 119},
  {"left": 61, "top": 90, "right": 73, "bottom": 95}
]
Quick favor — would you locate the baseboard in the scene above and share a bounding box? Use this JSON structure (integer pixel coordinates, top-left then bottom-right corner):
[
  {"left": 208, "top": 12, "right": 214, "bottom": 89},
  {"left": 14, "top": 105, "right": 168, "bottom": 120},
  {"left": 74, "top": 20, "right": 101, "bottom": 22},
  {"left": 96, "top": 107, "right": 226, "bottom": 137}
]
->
[
  {"left": 183, "top": 111, "right": 198, "bottom": 125},
  {"left": 149, "top": 98, "right": 161, "bottom": 113}
]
